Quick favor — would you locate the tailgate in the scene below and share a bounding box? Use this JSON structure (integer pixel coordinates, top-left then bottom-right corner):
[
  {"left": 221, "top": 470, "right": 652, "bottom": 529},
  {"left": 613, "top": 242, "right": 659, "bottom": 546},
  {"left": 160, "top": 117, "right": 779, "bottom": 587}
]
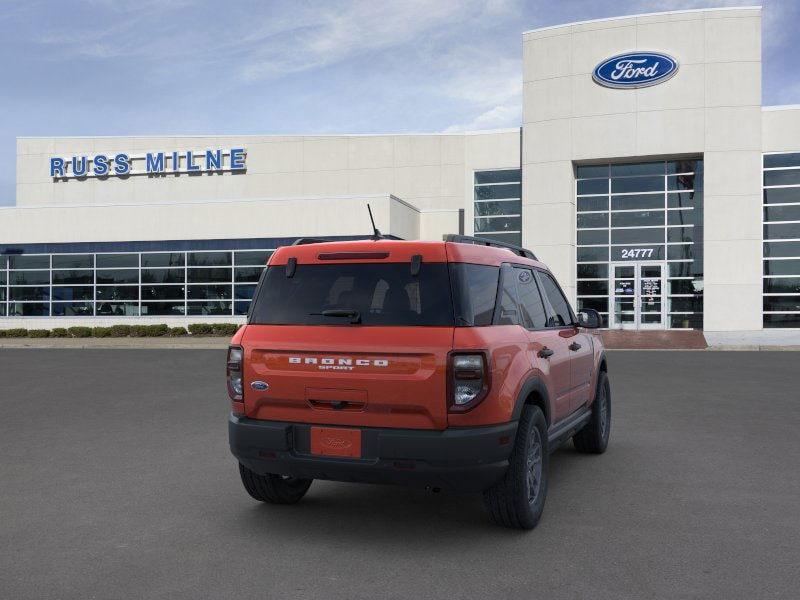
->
[{"left": 242, "top": 325, "right": 454, "bottom": 430}]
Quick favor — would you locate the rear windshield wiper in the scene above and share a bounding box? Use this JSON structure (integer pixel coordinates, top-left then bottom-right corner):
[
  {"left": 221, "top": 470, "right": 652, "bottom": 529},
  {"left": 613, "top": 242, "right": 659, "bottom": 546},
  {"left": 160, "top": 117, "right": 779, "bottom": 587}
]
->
[{"left": 310, "top": 309, "right": 362, "bottom": 324}]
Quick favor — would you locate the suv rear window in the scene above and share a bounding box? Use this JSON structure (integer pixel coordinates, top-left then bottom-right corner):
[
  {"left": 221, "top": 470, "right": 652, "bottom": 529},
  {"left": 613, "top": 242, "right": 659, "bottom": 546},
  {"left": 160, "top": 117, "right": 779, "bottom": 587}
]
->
[{"left": 249, "top": 263, "right": 454, "bottom": 326}]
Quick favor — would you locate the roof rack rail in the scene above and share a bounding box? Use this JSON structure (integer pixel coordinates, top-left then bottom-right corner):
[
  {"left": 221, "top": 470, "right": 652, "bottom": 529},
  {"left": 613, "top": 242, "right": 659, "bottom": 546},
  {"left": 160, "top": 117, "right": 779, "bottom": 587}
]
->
[
  {"left": 443, "top": 234, "right": 537, "bottom": 260},
  {"left": 291, "top": 237, "right": 333, "bottom": 246}
]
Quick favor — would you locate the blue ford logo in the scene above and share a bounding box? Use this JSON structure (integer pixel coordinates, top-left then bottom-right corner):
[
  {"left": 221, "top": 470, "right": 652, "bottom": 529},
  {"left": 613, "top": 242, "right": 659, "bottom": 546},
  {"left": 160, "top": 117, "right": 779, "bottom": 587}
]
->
[
  {"left": 593, "top": 52, "right": 678, "bottom": 89},
  {"left": 250, "top": 381, "right": 269, "bottom": 391}
]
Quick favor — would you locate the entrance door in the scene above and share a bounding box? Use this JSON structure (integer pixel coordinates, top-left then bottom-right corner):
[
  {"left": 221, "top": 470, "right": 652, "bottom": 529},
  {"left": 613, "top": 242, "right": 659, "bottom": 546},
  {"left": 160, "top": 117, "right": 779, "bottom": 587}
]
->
[{"left": 610, "top": 262, "right": 666, "bottom": 330}]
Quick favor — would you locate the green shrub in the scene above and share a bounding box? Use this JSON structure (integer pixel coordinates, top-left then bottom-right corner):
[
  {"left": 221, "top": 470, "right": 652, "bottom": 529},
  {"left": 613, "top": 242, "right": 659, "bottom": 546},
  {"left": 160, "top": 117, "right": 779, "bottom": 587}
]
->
[
  {"left": 0, "top": 329, "right": 5, "bottom": 338},
  {"left": 68, "top": 326, "right": 92, "bottom": 338},
  {"left": 51, "top": 328, "right": 69, "bottom": 338},
  {"left": 108, "top": 324, "right": 132, "bottom": 337},
  {"left": 5, "top": 328, "right": 29, "bottom": 338},
  {"left": 168, "top": 326, "right": 188, "bottom": 337},
  {"left": 211, "top": 323, "right": 239, "bottom": 336},
  {"left": 129, "top": 325, "right": 148, "bottom": 338},
  {"left": 188, "top": 323, "right": 214, "bottom": 336},
  {"left": 91, "top": 327, "right": 113, "bottom": 338},
  {"left": 145, "top": 324, "right": 169, "bottom": 337},
  {"left": 28, "top": 329, "right": 51, "bottom": 338}
]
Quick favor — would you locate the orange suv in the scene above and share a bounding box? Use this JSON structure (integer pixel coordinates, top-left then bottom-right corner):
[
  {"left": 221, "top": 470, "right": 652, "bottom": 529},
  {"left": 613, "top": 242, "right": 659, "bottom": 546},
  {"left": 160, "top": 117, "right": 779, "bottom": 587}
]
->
[{"left": 228, "top": 235, "right": 610, "bottom": 529}]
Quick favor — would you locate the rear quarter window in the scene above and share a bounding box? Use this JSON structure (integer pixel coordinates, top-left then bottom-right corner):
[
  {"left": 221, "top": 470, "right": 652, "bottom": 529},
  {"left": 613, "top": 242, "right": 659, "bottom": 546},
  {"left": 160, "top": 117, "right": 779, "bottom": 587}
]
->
[{"left": 449, "top": 263, "right": 499, "bottom": 326}]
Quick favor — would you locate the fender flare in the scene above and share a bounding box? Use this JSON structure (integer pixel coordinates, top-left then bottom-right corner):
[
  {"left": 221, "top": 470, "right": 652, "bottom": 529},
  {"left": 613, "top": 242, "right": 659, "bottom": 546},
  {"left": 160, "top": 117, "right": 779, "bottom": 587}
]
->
[{"left": 511, "top": 376, "right": 551, "bottom": 426}]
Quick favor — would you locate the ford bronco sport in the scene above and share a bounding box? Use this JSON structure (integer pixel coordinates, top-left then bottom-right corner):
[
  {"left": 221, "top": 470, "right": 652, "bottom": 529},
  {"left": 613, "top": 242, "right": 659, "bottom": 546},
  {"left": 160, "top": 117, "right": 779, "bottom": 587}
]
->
[{"left": 228, "top": 235, "right": 610, "bottom": 529}]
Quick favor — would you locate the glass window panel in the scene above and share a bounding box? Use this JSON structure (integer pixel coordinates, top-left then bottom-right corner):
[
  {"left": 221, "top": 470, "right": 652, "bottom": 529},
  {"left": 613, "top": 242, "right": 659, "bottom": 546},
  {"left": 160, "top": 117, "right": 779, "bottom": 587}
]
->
[
  {"left": 577, "top": 196, "right": 608, "bottom": 212},
  {"left": 670, "top": 314, "right": 704, "bottom": 329},
  {"left": 52, "top": 270, "right": 93, "bottom": 284},
  {"left": 764, "top": 205, "right": 800, "bottom": 223},
  {"left": 667, "top": 174, "right": 697, "bottom": 191},
  {"left": 187, "top": 284, "right": 232, "bottom": 300},
  {"left": 97, "top": 254, "right": 138, "bottom": 268},
  {"left": 764, "top": 223, "right": 800, "bottom": 240},
  {"left": 764, "top": 153, "right": 800, "bottom": 168},
  {"left": 9, "top": 255, "right": 49, "bottom": 269},
  {"left": 141, "top": 302, "right": 185, "bottom": 316},
  {"left": 577, "top": 230, "right": 608, "bottom": 245},
  {"left": 538, "top": 271, "right": 573, "bottom": 327},
  {"left": 763, "top": 278, "right": 800, "bottom": 294},
  {"left": 668, "top": 227, "right": 694, "bottom": 243},
  {"left": 141, "top": 268, "right": 185, "bottom": 284},
  {"left": 96, "top": 302, "right": 139, "bottom": 316},
  {"left": 8, "top": 302, "right": 49, "bottom": 316},
  {"left": 51, "top": 302, "right": 94, "bottom": 316},
  {"left": 234, "top": 284, "right": 258, "bottom": 300},
  {"left": 667, "top": 245, "right": 694, "bottom": 261},
  {"left": 765, "top": 169, "right": 800, "bottom": 186},
  {"left": 763, "top": 188, "right": 800, "bottom": 205},
  {"left": 667, "top": 160, "right": 701, "bottom": 174},
  {"left": 188, "top": 251, "right": 232, "bottom": 267},
  {"left": 10, "top": 287, "right": 50, "bottom": 301},
  {"left": 668, "top": 262, "right": 696, "bottom": 277},
  {"left": 577, "top": 281, "right": 608, "bottom": 296},
  {"left": 577, "top": 247, "right": 609, "bottom": 262},
  {"left": 234, "top": 250, "right": 273, "bottom": 266},
  {"left": 764, "top": 259, "right": 800, "bottom": 276},
  {"left": 669, "top": 297, "right": 703, "bottom": 312},
  {"left": 96, "top": 286, "right": 139, "bottom": 301},
  {"left": 474, "top": 199, "right": 521, "bottom": 216},
  {"left": 474, "top": 216, "right": 521, "bottom": 233},
  {"left": 577, "top": 264, "right": 608, "bottom": 279},
  {"left": 234, "top": 267, "right": 264, "bottom": 283},
  {"left": 763, "top": 296, "right": 800, "bottom": 312},
  {"left": 576, "top": 164, "right": 609, "bottom": 178},
  {"left": 611, "top": 194, "right": 664, "bottom": 210},
  {"left": 475, "top": 232, "right": 521, "bottom": 246},
  {"left": 0, "top": 255, "right": 6, "bottom": 269},
  {"left": 610, "top": 162, "right": 664, "bottom": 176},
  {"left": 668, "top": 209, "right": 696, "bottom": 226},
  {"left": 577, "top": 297, "right": 608, "bottom": 313},
  {"left": 577, "top": 179, "right": 608, "bottom": 195},
  {"left": 474, "top": 169, "right": 520, "bottom": 184},
  {"left": 611, "top": 176, "right": 663, "bottom": 194},
  {"left": 187, "top": 267, "right": 232, "bottom": 283},
  {"left": 764, "top": 314, "right": 800, "bottom": 328},
  {"left": 0, "top": 288, "right": 5, "bottom": 301},
  {"left": 187, "top": 301, "right": 232, "bottom": 316},
  {"left": 611, "top": 228, "right": 664, "bottom": 244},
  {"left": 53, "top": 286, "right": 93, "bottom": 301},
  {"left": 669, "top": 280, "right": 702, "bottom": 295},
  {"left": 141, "top": 285, "right": 185, "bottom": 300},
  {"left": 0, "top": 271, "right": 5, "bottom": 285},
  {"left": 96, "top": 269, "right": 138, "bottom": 284},
  {"left": 0, "top": 304, "right": 5, "bottom": 316},
  {"left": 577, "top": 212, "right": 608, "bottom": 229},
  {"left": 10, "top": 270, "right": 50, "bottom": 285},
  {"left": 234, "top": 301, "right": 251, "bottom": 316},
  {"left": 667, "top": 191, "right": 702, "bottom": 209},
  {"left": 763, "top": 241, "right": 800, "bottom": 258},
  {"left": 52, "top": 254, "right": 93, "bottom": 269},
  {"left": 141, "top": 253, "right": 185, "bottom": 267},
  {"left": 611, "top": 210, "right": 664, "bottom": 228},
  {"left": 611, "top": 246, "right": 665, "bottom": 261},
  {"left": 474, "top": 184, "right": 521, "bottom": 200},
  {"left": 515, "top": 270, "right": 548, "bottom": 329}
]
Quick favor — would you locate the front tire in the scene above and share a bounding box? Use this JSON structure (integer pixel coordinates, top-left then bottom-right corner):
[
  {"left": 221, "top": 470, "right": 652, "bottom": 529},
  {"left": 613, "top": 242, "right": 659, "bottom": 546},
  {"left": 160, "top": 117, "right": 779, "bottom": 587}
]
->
[
  {"left": 483, "top": 405, "right": 549, "bottom": 530},
  {"left": 573, "top": 371, "right": 611, "bottom": 454},
  {"left": 238, "top": 463, "right": 312, "bottom": 504}
]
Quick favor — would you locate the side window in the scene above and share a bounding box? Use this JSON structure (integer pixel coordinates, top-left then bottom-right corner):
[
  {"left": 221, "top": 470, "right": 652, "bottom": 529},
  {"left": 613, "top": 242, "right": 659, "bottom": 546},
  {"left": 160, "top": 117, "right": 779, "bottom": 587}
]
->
[
  {"left": 495, "top": 266, "right": 519, "bottom": 326},
  {"left": 515, "top": 268, "right": 548, "bottom": 329},
  {"left": 538, "top": 271, "right": 573, "bottom": 327}
]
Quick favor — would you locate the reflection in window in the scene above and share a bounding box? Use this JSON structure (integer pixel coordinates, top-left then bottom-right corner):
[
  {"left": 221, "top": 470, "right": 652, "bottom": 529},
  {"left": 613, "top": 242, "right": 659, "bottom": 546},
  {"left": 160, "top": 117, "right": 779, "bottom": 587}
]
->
[{"left": 474, "top": 170, "right": 521, "bottom": 246}]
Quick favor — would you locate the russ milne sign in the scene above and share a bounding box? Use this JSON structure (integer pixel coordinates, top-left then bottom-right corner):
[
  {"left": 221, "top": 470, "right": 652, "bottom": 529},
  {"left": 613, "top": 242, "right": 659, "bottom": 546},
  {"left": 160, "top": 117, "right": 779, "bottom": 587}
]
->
[
  {"left": 49, "top": 148, "right": 246, "bottom": 179},
  {"left": 592, "top": 52, "right": 678, "bottom": 89}
]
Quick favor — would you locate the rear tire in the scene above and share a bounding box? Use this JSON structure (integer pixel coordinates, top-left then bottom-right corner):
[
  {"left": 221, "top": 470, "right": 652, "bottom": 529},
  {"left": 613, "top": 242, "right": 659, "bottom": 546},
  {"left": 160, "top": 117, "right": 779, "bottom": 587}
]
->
[
  {"left": 483, "top": 405, "right": 549, "bottom": 530},
  {"left": 573, "top": 371, "right": 611, "bottom": 454},
  {"left": 238, "top": 463, "right": 312, "bottom": 504}
]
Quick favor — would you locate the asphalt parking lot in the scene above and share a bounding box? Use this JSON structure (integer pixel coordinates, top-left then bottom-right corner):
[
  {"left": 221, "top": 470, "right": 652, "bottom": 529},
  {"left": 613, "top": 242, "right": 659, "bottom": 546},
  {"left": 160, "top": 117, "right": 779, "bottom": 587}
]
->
[{"left": 1, "top": 349, "right": 798, "bottom": 599}]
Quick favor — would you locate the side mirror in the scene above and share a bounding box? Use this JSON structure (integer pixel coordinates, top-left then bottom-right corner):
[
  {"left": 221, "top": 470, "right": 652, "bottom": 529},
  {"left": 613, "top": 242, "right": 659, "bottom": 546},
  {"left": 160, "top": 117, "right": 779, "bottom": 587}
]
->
[{"left": 577, "top": 308, "right": 601, "bottom": 329}]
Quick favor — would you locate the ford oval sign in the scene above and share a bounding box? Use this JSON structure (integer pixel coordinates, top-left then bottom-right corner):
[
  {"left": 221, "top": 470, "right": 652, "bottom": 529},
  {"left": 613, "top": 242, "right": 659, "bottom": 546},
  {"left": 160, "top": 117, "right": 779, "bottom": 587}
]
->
[{"left": 593, "top": 52, "right": 678, "bottom": 89}]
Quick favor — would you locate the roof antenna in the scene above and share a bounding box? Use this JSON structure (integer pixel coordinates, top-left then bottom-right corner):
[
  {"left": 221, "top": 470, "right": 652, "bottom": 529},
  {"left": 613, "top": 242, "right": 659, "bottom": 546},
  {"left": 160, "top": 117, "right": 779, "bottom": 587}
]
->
[{"left": 367, "top": 203, "right": 382, "bottom": 240}]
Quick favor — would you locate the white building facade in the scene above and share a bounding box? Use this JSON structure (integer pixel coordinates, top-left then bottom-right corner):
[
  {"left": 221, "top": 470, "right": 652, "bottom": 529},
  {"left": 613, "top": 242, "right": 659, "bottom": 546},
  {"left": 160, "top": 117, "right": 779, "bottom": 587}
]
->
[{"left": 2, "top": 6, "right": 799, "bottom": 339}]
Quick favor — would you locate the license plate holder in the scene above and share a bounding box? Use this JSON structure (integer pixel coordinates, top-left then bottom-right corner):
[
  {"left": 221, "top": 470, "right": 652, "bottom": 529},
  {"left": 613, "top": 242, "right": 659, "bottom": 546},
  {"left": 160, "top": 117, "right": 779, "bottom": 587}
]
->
[{"left": 310, "top": 427, "right": 362, "bottom": 458}]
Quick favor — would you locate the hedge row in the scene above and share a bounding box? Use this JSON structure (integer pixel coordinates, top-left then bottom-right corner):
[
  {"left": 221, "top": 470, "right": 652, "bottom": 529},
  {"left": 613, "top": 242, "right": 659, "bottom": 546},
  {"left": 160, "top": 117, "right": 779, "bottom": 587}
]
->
[{"left": 0, "top": 323, "right": 240, "bottom": 338}]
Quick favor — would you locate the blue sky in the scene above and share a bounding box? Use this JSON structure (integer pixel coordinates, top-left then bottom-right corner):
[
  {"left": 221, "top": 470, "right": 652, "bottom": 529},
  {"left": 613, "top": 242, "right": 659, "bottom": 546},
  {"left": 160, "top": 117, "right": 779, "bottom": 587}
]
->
[{"left": 1, "top": 0, "right": 798, "bottom": 206}]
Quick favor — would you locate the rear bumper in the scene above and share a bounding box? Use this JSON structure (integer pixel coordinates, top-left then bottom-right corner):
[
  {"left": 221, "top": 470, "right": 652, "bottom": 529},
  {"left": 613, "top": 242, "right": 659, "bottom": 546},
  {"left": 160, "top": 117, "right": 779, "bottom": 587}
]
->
[{"left": 229, "top": 414, "right": 517, "bottom": 493}]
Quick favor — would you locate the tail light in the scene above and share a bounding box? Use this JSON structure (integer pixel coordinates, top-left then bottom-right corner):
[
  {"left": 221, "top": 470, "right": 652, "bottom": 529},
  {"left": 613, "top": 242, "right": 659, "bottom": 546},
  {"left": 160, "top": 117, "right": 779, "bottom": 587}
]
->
[
  {"left": 447, "top": 351, "right": 490, "bottom": 412},
  {"left": 227, "top": 346, "right": 244, "bottom": 401}
]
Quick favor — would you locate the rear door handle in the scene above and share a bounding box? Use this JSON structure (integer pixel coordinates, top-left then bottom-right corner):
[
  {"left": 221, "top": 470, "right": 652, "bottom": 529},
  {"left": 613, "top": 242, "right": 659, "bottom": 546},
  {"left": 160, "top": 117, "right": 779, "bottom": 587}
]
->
[
  {"left": 538, "top": 347, "right": 554, "bottom": 359},
  {"left": 569, "top": 342, "right": 582, "bottom": 351}
]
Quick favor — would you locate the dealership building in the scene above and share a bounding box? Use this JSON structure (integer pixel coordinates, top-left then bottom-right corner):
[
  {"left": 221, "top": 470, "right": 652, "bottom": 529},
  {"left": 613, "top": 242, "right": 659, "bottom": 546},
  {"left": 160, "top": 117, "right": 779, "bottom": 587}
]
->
[{"left": 2, "top": 6, "right": 799, "bottom": 341}]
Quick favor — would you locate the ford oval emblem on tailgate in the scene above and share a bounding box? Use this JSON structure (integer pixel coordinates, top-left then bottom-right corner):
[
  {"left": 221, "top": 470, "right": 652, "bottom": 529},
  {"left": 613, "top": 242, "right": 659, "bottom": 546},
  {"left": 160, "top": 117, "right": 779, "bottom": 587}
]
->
[{"left": 250, "top": 381, "right": 269, "bottom": 391}]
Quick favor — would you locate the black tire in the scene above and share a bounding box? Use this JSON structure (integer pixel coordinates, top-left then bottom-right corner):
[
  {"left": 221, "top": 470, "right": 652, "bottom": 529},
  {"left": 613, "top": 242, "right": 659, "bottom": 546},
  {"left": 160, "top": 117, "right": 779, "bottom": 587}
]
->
[
  {"left": 573, "top": 371, "right": 611, "bottom": 454},
  {"left": 483, "top": 405, "right": 549, "bottom": 530},
  {"left": 238, "top": 463, "right": 312, "bottom": 504}
]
